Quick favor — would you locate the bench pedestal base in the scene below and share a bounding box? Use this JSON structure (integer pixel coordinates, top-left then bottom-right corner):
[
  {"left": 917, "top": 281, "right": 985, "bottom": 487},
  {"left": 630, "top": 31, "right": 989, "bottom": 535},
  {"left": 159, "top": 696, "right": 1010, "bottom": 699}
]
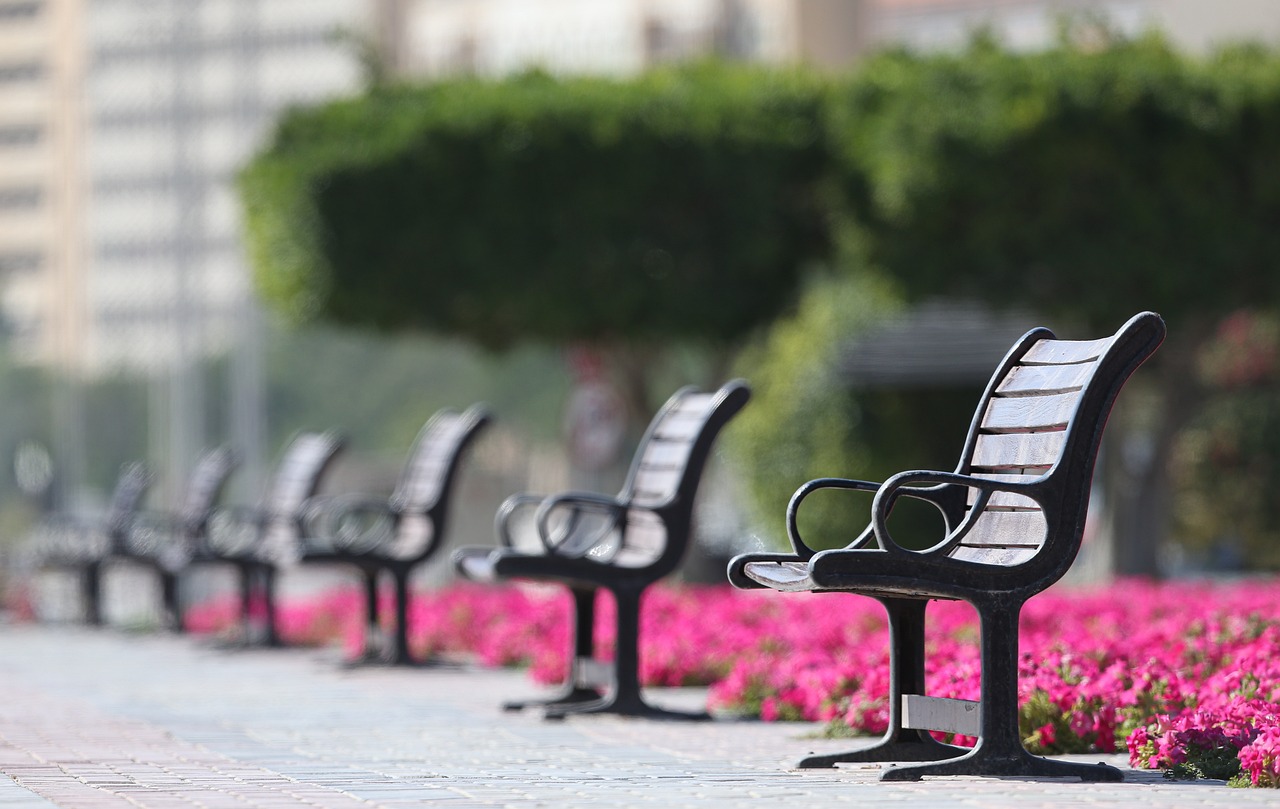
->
[
  {"left": 799, "top": 732, "right": 964, "bottom": 769},
  {"left": 878, "top": 741, "right": 1123, "bottom": 782}
]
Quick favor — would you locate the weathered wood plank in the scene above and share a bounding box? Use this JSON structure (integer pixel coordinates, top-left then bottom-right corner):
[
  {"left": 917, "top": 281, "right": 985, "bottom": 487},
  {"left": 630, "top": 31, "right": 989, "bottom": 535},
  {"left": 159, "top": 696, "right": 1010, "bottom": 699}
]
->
[
  {"left": 981, "top": 391, "right": 1081, "bottom": 433},
  {"left": 1020, "top": 336, "right": 1113, "bottom": 365},
  {"left": 640, "top": 440, "right": 694, "bottom": 467},
  {"left": 949, "top": 544, "right": 1039, "bottom": 565},
  {"left": 996, "top": 362, "right": 1097, "bottom": 396},
  {"left": 956, "top": 510, "right": 1046, "bottom": 546},
  {"left": 966, "top": 487, "right": 1040, "bottom": 510},
  {"left": 652, "top": 418, "right": 705, "bottom": 441},
  {"left": 631, "top": 467, "right": 683, "bottom": 504},
  {"left": 743, "top": 560, "right": 816, "bottom": 592},
  {"left": 971, "top": 432, "right": 1066, "bottom": 471},
  {"left": 902, "top": 695, "right": 982, "bottom": 737}
]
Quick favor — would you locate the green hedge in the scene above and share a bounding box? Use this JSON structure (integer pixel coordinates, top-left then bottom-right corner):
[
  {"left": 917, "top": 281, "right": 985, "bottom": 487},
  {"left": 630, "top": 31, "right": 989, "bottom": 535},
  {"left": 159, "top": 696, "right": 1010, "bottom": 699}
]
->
[
  {"left": 240, "top": 64, "right": 834, "bottom": 349},
  {"left": 832, "top": 36, "right": 1280, "bottom": 332}
]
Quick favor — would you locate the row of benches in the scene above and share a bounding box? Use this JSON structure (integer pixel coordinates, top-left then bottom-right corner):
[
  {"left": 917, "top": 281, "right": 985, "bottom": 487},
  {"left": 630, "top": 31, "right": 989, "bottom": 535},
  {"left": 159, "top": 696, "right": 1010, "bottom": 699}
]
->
[{"left": 29, "top": 312, "right": 1166, "bottom": 783}]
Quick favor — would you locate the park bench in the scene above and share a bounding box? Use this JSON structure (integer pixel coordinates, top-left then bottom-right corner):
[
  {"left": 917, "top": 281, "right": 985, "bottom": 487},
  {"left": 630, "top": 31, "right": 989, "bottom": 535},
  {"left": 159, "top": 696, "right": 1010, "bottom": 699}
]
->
[
  {"left": 454, "top": 380, "right": 750, "bottom": 719},
  {"left": 294, "top": 405, "right": 491, "bottom": 665},
  {"left": 32, "top": 461, "right": 151, "bottom": 625},
  {"left": 119, "top": 447, "right": 238, "bottom": 631},
  {"left": 727, "top": 311, "right": 1164, "bottom": 781},
  {"left": 199, "top": 431, "right": 345, "bottom": 646}
]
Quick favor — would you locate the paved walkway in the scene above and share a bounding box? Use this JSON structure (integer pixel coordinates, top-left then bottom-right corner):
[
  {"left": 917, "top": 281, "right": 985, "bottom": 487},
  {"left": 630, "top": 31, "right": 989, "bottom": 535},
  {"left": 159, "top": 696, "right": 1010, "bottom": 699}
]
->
[{"left": 0, "top": 623, "right": 1266, "bottom": 808}]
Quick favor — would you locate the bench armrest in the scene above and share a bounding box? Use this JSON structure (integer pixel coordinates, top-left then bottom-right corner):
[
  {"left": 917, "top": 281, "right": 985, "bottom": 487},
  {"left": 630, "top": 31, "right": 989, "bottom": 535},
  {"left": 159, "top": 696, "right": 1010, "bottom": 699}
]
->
[
  {"left": 534, "top": 492, "right": 627, "bottom": 560},
  {"left": 787, "top": 477, "right": 958, "bottom": 559},
  {"left": 495, "top": 493, "right": 547, "bottom": 550},
  {"left": 305, "top": 495, "right": 397, "bottom": 554},
  {"left": 205, "top": 506, "right": 270, "bottom": 556},
  {"left": 871, "top": 470, "right": 1046, "bottom": 558}
]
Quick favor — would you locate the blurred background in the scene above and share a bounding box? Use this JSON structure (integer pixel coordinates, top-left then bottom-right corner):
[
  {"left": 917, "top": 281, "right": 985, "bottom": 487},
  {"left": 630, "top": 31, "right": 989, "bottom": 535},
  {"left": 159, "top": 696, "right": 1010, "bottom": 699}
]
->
[{"left": 4, "top": 0, "right": 1280, "bottom": 623}]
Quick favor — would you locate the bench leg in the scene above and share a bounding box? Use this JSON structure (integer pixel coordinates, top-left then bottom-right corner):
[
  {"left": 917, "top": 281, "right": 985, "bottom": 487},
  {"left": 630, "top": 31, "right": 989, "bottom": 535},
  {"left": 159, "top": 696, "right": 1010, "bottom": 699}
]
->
[
  {"left": 879, "top": 601, "right": 1122, "bottom": 782},
  {"left": 261, "top": 567, "right": 283, "bottom": 648},
  {"left": 160, "top": 571, "right": 182, "bottom": 632},
  {"left": 348, "top": 568, "right": 386, "bottom": 663},
  {"left": 389, "top": 567, "right": 414, "bottom": 665},
  {"left": 82, "top": 561, "right": 103, "bottom": 627},
  {"left": 799, "top": 597, "right": 963, "bottom": 768},
  {"left": 544, "top": 586, "right": 708, "bottom": 722},
  {"left": 505, "top": 587, "right": 603, "bottom": 712}
]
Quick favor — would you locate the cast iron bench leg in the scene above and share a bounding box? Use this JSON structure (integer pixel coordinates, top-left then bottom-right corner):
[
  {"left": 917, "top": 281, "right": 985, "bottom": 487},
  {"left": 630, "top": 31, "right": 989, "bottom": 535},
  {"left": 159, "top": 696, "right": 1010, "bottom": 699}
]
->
[
  {"left": 799, "top": 597, "right": 964, "bottom": 768},
  {"left": 505, "top": 587, "right": 604, "bottom": 712},
  {"left": 544, "top": 586, "right": 708, "bottom": 722},
  {"left": 879, "top": 602, "right": 1122, "bottom": 782}
]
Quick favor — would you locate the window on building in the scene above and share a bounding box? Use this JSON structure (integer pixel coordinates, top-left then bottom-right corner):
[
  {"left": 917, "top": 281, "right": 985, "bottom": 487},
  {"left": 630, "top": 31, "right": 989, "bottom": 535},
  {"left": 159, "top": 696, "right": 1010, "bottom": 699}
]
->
[
  {"left": 0, "top": 124, "right": 42, "bottom": 147},
  {"left": 0, "top": 251, "right": 41, "bottom": 274},
  {"left": 0, "top": 1, "right": 41, "bottom": 20},
  {"left": 0, "top": 185, "right": 41, "bottom": 209},
  {"left": 0, "top": 61, "right": 43, "bottom": 82}
]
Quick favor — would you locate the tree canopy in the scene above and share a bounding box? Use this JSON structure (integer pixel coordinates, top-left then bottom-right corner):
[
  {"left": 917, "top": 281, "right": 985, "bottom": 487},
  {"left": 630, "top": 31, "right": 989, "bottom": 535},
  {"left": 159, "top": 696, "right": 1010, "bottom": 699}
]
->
[
  {"left": 240, "top": 64, "right": 834, "bottom": 351},
  {"left": 832, "top": 35, "right": 1280, "bottom": 335}
]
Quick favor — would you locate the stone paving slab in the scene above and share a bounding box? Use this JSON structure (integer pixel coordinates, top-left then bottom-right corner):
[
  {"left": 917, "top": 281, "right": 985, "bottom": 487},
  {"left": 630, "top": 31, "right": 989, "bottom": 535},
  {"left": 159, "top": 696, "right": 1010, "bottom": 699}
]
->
[{"left": 0, "top": 624, "right": 1266, "bottom": 807}]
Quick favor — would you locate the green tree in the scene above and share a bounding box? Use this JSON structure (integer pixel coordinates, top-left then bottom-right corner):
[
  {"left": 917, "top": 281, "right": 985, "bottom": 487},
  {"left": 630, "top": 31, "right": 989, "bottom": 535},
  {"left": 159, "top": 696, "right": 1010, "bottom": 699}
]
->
[{"left": 240, "top": 63, "right": 835, "bottom": 416}]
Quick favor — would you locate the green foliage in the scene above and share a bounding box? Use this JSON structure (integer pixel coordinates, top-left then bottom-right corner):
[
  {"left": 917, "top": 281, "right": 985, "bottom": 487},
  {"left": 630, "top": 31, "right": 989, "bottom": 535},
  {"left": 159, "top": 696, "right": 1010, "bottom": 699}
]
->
[
  {"left": 832, "top": 35, "right": 1280, "bottom": 334},
  {"left": 728, "top": 273, "right": 899, "bottom": 548},
  {"left": 241, "top": 63, "right": 835, "bottom": 349},
  {"left": 1171, "top": 313, "right": 1280, "bottom": 568}
]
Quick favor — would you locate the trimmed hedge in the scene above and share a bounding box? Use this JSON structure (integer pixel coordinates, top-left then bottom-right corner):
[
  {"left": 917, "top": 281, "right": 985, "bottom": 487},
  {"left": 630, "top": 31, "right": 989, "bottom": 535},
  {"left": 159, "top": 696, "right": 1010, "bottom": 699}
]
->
[
  {"left": 832, "top": 36, "right": 1280, "bottom": 332},
  {"left": 240, "top": 64, "right": 834, "bottom": 349}
]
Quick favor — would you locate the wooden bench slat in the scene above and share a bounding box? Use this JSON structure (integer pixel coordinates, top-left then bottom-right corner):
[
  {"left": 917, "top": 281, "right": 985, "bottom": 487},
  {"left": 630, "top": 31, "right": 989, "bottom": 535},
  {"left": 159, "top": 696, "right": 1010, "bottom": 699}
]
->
[
  {"left": 954, "top": 510, "right": 1046, "bottom": 547},
  {"left": 971, "top": 432, "right": 1066, "bottom": 471},
  {"left": 743, "top": 560, "right": 816, "bottom": 591},
  {"left": 1020, "top": 336, "right": 1113, "bottom": 366},
  {"left": 981, "top": 391, "right": 1081, "bottom": 433},
  {"left": 640, "top": 440, "right": 694, "bottom": 467},
  {"left": 948, "top": 544, "right": 1040, "bottom": 565},
  {"left": 630, "top": 467, "right": 683, "bottom": 504},
  {"left": 995, "top": 362, "right": 1097, "bottom": 396}
]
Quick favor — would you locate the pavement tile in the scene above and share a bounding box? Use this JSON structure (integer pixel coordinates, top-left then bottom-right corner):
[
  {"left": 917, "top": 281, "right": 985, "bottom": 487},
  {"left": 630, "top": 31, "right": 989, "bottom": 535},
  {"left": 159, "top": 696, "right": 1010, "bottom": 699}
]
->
[{"left": 0, "top": 624, "right": 1275, "bottom": 807}]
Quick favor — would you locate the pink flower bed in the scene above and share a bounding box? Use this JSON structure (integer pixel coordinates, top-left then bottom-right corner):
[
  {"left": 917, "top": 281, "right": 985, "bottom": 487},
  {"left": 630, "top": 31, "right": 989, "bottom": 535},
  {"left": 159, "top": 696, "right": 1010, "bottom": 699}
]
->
[{"left": 184, "top": 577, "right": 1280, "bottom": 785}]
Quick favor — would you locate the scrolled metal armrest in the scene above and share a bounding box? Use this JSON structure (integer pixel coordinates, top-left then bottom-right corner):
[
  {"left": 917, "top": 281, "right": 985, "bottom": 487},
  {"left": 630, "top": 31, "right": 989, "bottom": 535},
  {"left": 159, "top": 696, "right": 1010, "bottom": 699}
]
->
[
  {"left": 313, "top": 496, "right": 398, "bottom": 555},
  {"left": 205, "top": 506, "right": 268, "bottom": 556},
  {"left": 786, "top": 478, "right": 885, "bottom": 559},
  {"left": 494, "top": 493, "right": 548, "bottom": 550},
  {"left": 871, "top": 469, "right": 1046, "bottom": 558},
  {"left": 533, "top": 492, "right": 627, "bottom": 560}
]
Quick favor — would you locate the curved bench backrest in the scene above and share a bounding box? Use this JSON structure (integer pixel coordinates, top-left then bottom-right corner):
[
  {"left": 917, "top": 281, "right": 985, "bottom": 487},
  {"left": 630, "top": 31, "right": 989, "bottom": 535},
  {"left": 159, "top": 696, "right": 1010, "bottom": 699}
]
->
[
  {"left": 105, "top": 462, "right": 151, "bottom": 536},
  {"left": 178, "top": 447, "right": 238, "bottom": 531},
  {"left": 266, "top": 432, "right": 345, "bottom": 518},
  {"left": 382, "top": 405, "right": 491, "bottom": 560},
  {"left": 614, "top": 380, "right": 751, "bottom": 572},
  {"left": 948, "top": 311, "right": 1165, "bottom": 581}
]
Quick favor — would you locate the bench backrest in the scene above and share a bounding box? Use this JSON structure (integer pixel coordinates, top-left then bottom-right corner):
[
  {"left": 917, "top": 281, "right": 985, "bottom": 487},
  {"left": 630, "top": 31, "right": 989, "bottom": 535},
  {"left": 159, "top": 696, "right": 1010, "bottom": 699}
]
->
[
  {"left": 381, "top": 405, "right": 491, "bottom": 560},
  {"left": 612, "top": 380, "right": 751, "bottom": 572},
  {"left": 947, "top": 311, "right": 1165, "bottom": 581},
  {"left": 266, "top": 431, "right": 345, "bottom": 518},
  {"left": 105, "top": 462, "right": 151, "bottom": 536},
  {"left": 178, "top": 447, "right": 238, "bottom": 530}
]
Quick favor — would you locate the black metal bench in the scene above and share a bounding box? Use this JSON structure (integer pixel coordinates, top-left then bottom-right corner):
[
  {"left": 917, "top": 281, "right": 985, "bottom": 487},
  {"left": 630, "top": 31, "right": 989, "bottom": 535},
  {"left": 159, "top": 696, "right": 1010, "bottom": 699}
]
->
[
  {"left": 200, "top": 431, "right": 345, "bottom": 646},
  {"left": 32, "top": 462, "right": 152, "bottom": 626},
  {"left": 295, "top": 405, "right": 491, "bottom": 665},
  {"left": 119, "top": 447, "right": 238, "bottom": 631},
  {"left": 454, "top": 380, "right": 750, "bottom": 719},
  {"left": 728, "top": 312, "right": 1164, "bottom": 781}
]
